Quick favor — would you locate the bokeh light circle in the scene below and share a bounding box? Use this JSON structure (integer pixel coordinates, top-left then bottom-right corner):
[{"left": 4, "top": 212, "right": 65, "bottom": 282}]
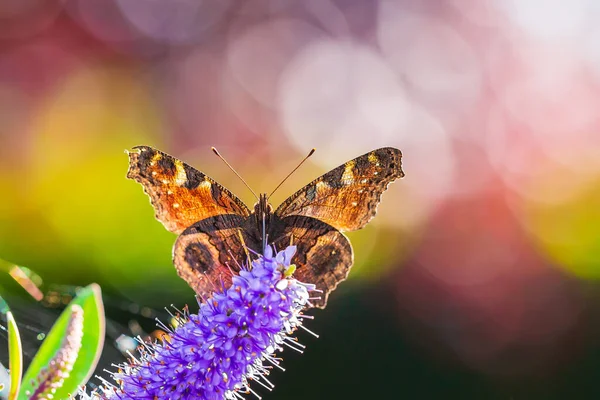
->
[
  {"left": 115, "top": 0, "right": 231, "bottom": 45},
  {"left": 279, "top": 39, "right": 410, "bottom": 157},
  {"left": 377, "top": 4, "right": 482, "bottom": 116}
]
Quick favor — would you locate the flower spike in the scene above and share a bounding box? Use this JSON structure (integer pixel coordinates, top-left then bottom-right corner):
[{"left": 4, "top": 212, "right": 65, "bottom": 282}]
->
[
  {"left": 29, "top": 304, "right": 84, "bottom": 399},
  {"left": 81, "top": 246, "right": 316, "bottom": 400}
]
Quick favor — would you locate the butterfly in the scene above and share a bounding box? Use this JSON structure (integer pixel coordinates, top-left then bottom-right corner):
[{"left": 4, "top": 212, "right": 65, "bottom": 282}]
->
[{"left": 126, "top": 146, "right": 404, "bottom": 308}]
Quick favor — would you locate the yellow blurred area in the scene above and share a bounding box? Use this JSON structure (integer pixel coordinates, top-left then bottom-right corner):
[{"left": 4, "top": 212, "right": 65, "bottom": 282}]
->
[
  {"left": 524, "top": 167, "right": 600, "bottom": 279},
  {"left": 0, "top": 65, "right": 194, "bottom": 304}
]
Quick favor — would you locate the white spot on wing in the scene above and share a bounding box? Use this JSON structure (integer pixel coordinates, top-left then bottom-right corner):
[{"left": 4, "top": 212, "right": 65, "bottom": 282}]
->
[
  {"left": 342, "top": 161, "right": 355, "bottom": 183},
  {"left": 174, "top": 161, "right": 188, "bottom": 186},
  {"left": 316, "top": 181, "right": 328, "bottom": 189}
]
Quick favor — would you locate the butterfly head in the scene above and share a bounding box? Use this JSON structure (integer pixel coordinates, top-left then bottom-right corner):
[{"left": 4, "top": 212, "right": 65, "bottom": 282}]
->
[{"left": 254, "top": 193, "right": 273, "bottom": 222}]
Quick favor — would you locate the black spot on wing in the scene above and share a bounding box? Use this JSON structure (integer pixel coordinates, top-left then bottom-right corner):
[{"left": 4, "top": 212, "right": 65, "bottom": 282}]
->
[
  {"left": 134, "top": 147, "right": 155, "bottom": 178},
  {"left": 183, "top": 164, "right": 204, "bottom": 189},
  {"left": 157, "top": 156, "right": 176, "bottom": 176},
  {"left": 379, "top": 147, "right": 405, "bottom": 178},
  {"left": 184, "top": 242, "right": 213, "bottom": 273},
  {"left": 137, "top": 146, "right": 154, "bottom": 166},
  {"left": 355, "top": 155, "right": 371, "bottom": 172},
  {"left": 326, "top": 165, "right": 345, "bottom": 189}
]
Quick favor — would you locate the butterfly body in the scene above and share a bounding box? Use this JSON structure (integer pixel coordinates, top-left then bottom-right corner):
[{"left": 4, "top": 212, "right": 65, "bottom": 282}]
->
[
  {"left": 253, "top": 193, "right": 273, "bottom": 242},
  {"left": 127, "top": 146, "right": 404, "bottom": 308}
]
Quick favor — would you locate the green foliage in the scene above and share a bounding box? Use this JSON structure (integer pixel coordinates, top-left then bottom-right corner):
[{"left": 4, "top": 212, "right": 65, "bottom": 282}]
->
[
  {"left": 7, "top": 311, "right": 23, "bottom": 400},
  {"left": 17, "top": 284, "right": 105, "bottom": 400}
]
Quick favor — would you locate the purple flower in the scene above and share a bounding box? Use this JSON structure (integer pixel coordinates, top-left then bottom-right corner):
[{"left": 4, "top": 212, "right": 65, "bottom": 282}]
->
[{"left": 88, "top": 245, "right": 316, "bottom": 400}]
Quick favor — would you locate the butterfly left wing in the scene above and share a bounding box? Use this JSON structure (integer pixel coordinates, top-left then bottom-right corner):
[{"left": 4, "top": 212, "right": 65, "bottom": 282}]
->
[
  {"left": 275, "top": 147, "right": 404, "bottom": 232},
  {"left": 172, "top": 214, "right": 259, "bottom": 301},
  {"left": 127, "top": 146, "right": 251, "bottom": 235}
]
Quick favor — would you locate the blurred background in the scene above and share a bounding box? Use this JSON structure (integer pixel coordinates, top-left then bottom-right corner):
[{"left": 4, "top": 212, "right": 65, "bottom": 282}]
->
[{"left": 1, "top": 0, "right": 600, "bottom": 398}]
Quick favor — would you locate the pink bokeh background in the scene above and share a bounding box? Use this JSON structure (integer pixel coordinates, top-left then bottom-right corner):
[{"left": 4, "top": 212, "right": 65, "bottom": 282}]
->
[{"left": 1, "top": 0, "right": 599, "bottom": 391}]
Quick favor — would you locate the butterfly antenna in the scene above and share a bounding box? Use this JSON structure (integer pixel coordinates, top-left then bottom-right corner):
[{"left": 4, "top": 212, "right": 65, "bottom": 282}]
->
[
  {"left": 268, "top": 148, "right": 315, "bottom": 200},
  {"left": 212, "top": 147, "right": 259, "bottom": 201}
]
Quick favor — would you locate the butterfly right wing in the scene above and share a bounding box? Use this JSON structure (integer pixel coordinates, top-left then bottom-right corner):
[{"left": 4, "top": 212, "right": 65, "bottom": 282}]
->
[
  {"left": 127, "top": 146, "right": 251, "bottom": 235},
  {"left": 270, "top": 215, "right": 353, "bottom": 308},
  {"left": 275, "top": 147, "right": 403, "bottom": 232}
]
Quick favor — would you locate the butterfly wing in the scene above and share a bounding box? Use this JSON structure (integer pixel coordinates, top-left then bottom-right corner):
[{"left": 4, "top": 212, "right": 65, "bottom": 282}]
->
[
  {"left": 127, "top": 146, "right": 251, "bottom": 234},
  {"left": 128, "top": 145, "right": 256, "bottom": 300},
  {"left": 271, "top": 215, "right": 353, "bottom": 308},
  {"left": 272, "top": 147, "right": 403, "bottom": 307},
  {"left": 172, "top": 214, "right": 260, "bottom": 301},
  {"left": 274, "top": 147, "right": 404, "bottom": 231}
]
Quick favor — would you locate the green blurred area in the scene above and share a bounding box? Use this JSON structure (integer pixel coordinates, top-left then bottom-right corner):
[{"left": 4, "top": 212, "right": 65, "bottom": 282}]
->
[{"left": 0, "top": 69, "right": 192, "bottom": 305}]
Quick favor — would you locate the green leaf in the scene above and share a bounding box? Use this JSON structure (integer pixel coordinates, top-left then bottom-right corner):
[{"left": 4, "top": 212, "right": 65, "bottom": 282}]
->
[
  {"left": 18, "top": 284, "right": 105, "bottom": 400},
  {"left": 0, "top": 296, "right": 23, "bottom": 400},
  {"left": 7, "top": 311, "right": 23, "bottom": 400}
]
